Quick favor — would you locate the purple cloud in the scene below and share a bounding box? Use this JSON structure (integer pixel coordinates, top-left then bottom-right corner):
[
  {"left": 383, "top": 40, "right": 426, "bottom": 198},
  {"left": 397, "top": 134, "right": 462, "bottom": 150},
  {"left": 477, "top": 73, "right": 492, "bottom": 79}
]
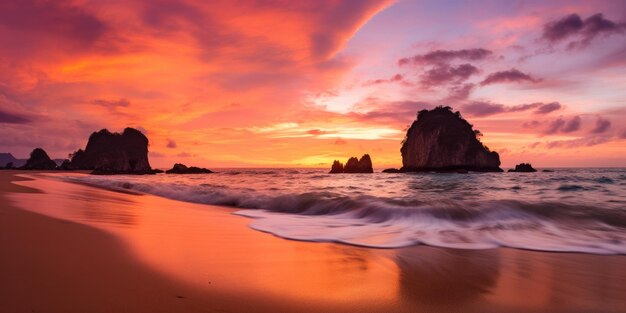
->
[
  {"left": 533, "top": 102, "right": 562, "bottom": 114},
  {"left": 542, "top": 13, "right": 626, "bottom": 49},
  {"left": 445, "top": 83, "right": 475, "bottom": 101},
  {"left": 0, "top": 109, "right": 32, "bottom": 124},
  {"left": 462, "top": 101, "right": 561, "bottom": 117},
  {"left": 542, "top": 116, "right": 581, "bottom": 135},
  {"left": 545, "top": 136, "right": 613, "bottom": 149},
  {"left": 166, "top": 139, "right": 177, "bottom": 148},
  {"left": 420, "top": 64, "right": 479, "bottom": 86},
  {"left": 480, "top": 68, "right": 540, "bottom": 86},
  {"left": 561, "top": 116, "right": 581, "bottom": 132},
  {"left": 590, "top": 117, "right": 611, "bottom": 134},
  {"left": 399, "top": 48, "right": 492, "bottom": 66},
  {"left": 462, "top": 101, "right": 505, "bottom": 117}
]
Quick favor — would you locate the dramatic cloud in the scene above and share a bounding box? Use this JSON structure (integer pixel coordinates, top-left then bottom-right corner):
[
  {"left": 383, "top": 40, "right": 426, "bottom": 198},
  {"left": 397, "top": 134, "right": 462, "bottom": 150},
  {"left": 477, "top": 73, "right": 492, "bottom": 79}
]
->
[
  {"left": 541, "top": 13, "right": 626, "bottom": 49},
  {"left": 480, "top": 69, "right": 540, "bottom": 86},
  {"left": 420, "top": 64, "right": 479, "bottom": 86},
  {"left": 590, "top": 117, "right": 611, "bottom": 134},
  {"left": 0, "top": 0, "right": 110, "bottom": 59},
  {"left": 0, "top": 109, "right": 32, "bottom": 124},
  {"left": 398, "top": 48, "right": 492, "bottom": 66}
]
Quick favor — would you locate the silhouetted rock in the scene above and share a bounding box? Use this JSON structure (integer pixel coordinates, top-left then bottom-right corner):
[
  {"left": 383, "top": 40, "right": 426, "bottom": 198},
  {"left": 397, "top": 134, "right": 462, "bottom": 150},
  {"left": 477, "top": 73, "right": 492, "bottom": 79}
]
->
[
  {"left": 57, "top": 159, "right": 73, "bottom": 170},
  {"left": 508, "top": 163, "right": 537, "bottom": 172},
  {"left": 4, "top": 162, "right": 13, "bottom": 169},
  {"left": 542, "top": 169, "right": 554, "bottom": 173},
  {"left": 400, "top": 106, "right": 502, "bottom": 172},
  {"left": 70, "top": 128, "right": 159, "bottom": 174},
  {"left": 382, "top": 168, "right": 401, "bottom": 173},
  {"left": 22, "top": 148, "right": 57, "bottom": 170},
  {"left": 165, "top": 163, "right": 213, "bottom": 174},
  {"left": 330, "top": 154, "right": 373, "bottom": 173},
  {"left": 329, "top": 160, "right": 344, "bottom": 173}
]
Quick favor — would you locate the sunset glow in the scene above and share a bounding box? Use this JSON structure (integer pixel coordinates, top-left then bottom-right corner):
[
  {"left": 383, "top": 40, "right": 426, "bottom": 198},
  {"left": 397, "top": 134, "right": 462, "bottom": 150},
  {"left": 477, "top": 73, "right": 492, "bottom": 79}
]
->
[{"left": 1, "top": 0, "right": 625, "bottom": 168}]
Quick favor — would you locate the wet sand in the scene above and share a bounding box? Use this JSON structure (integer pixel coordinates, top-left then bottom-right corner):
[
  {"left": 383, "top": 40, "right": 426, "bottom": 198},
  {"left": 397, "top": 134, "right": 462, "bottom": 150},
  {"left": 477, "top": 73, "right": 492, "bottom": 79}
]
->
[{"left": 1, "top": 171, "right": 625, "bottom": 313}]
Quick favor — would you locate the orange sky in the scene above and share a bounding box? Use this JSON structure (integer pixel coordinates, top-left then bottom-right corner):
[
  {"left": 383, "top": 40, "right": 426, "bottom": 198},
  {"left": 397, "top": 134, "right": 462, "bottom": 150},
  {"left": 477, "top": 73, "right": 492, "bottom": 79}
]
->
[{"left": 1, "top": 0, "right": 625, "bottom": 168}]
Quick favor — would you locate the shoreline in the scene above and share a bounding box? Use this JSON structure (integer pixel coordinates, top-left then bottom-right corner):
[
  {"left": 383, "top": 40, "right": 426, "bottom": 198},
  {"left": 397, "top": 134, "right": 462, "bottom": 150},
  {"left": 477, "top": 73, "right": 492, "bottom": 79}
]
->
[{"left": 2, "top": 171, "right": 626, "bottom": 312}]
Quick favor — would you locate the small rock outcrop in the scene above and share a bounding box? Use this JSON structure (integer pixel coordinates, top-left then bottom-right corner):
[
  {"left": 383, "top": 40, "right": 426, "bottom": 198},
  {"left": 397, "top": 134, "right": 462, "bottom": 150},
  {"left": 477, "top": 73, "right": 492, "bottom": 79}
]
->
[
  {"left": 382, "top": 168, "right": 401, "bottom": 173},
  {"left": 22, "top": 148, "right": 57, "bottom": 170},
  {"left": 70, "top": 128, "right": 158, "bottom": 174},
  {"left": 329, "top": 154, "right": 373, "bottom": 173},
  {"left": 165, "top": 163, "right": 213, "bottom": 174},
  {"left": 508, "top": 163, "right": 537, "bottom": 172},
  {"left": 329, "top": 160, "right": 344, "bottom": 173},
  {"left": 400, "top": 106, "right": 502, "bottom": 172}
]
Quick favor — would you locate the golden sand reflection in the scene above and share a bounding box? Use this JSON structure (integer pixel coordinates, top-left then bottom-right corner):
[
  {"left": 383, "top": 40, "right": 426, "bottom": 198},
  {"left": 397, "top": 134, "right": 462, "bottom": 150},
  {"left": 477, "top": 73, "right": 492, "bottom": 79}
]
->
[{"left": 7, "top": 174, "right": 626, "bottom": 312}]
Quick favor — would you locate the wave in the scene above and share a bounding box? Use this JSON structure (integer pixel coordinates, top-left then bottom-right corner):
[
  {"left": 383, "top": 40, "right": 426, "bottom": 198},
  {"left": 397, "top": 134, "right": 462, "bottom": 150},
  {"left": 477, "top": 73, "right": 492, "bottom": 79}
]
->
[{"left": 63, "top": 175, "right": 626, "bottom": 254}]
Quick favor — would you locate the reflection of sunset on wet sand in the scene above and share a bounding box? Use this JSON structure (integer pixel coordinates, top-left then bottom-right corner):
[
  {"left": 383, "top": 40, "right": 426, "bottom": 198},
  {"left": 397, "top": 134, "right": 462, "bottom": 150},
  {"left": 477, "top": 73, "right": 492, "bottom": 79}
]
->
[{"left": 3, "top": 173, "right": 625, "bottom": 312}]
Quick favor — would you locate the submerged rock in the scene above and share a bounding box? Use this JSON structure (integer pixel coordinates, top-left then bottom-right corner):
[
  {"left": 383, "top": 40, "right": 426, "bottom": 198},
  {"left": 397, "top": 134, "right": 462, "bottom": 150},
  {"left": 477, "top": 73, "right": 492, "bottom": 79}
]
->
[
  {"left": 22, "top": 148, "right": 57, "bottom": 170},
  {"left": 330, "top": 154, "right": 373, "bottom": 173},
  {"left": 382, "top": 168, "right": 401, "bottom": 173},
  {"left": 400, "top": 106, "right": 502, "bottom": 172},
  {"left": 509, "top": 163, "right": 537, "bottom": 172},
  {"left": 70, "top": 128, "right": 159, "bottom": 174},
  {"left": 165, "top": 163, "right": 213, "bottom": 174}
]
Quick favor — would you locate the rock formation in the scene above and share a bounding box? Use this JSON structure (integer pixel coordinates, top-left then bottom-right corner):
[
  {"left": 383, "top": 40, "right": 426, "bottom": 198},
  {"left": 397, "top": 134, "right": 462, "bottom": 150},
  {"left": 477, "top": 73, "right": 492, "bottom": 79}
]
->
[
  {"left": 508, "top": 163, "right": 537, "bottom": 172},
  {"left": 329, "top": 154, "right": 373, "bottom": 173},
  {"left": 70, "top": 128, "right": 158, "bottom": 174},
  {"left": 400, "top": 106, "right": 502, "bottom": 172},
  {"left": 57, "top": 159, "right": 73, "bottom": 170},
  {"left": 382, "top": 168, "right": 401, "bottom": 173},
  {"left": 329, "top": 160, "right": 344, "bottom": 173},
  {"left": 21, "top": 148, "right": 57, "bottom": 170},
  {"left": 165, "top": 163, "right": 213, "bottom": 174}
]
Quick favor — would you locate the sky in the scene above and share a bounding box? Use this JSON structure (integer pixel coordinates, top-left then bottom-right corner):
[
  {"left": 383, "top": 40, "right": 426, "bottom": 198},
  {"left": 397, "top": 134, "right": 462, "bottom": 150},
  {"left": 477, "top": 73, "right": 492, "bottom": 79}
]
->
[{"left": 1, "top": 0, "right": 625, "bottom": 168}]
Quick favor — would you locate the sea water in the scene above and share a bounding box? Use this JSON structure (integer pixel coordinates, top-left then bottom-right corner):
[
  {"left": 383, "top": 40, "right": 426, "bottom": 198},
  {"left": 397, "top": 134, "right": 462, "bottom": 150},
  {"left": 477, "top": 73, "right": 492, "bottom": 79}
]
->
[{"left": 64, "top": 168, "right": 626, "bottom": 254}]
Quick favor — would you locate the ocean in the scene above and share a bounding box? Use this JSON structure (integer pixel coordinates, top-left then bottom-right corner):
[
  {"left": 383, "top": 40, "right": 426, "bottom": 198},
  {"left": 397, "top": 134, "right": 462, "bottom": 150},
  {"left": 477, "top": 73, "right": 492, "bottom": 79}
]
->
[{"left": 64, "top": 168, "right": 626, "bottom": 254}]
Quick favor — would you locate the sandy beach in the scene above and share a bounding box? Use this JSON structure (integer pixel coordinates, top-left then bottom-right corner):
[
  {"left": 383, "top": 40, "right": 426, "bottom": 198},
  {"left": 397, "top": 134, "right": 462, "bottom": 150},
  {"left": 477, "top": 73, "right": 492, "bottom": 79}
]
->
[{"left": 1, "top": 171, "right": 625, "bottom": 313}]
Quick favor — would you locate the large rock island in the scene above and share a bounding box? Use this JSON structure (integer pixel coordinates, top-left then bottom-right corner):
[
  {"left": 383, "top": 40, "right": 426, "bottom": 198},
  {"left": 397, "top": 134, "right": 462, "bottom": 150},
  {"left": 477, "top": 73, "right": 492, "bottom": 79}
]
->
[
  {"left": 69, "top": 128, "right": 159, "bottom": 174},
  {"left": 400, "top": 106, "right": 502, "bottom": 172}
]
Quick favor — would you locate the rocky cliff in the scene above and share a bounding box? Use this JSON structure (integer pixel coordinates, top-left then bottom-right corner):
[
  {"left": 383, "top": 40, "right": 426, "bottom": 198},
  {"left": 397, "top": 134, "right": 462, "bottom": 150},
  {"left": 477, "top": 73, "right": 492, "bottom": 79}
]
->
[
  {"left": 329, "top": 154, "right": 373, "bottom": 173},
  {"left": 400, "top": 106, "right": 502, "bottom": 172},
  {"left": 22, "top": 148, "right": 57, "bottom": 170},
  {"left": 70, "top": 128, "right": 156, "bottom": 174}
]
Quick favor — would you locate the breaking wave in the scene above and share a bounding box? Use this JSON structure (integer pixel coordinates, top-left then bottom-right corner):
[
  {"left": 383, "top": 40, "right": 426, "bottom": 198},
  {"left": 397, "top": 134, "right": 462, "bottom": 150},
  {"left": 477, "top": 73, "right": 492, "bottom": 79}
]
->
[{"left": 63, "top": 169, "right": 626, "bottom": 254}]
